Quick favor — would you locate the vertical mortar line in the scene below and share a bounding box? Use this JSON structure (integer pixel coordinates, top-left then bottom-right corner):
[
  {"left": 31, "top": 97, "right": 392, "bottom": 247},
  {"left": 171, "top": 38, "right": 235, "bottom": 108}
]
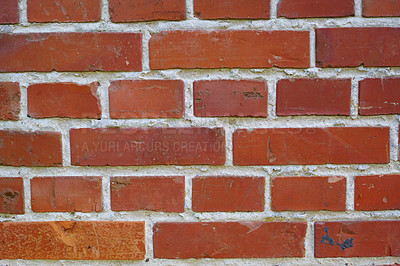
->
[
  {"left": 23, "top": 174, "right": 32, "bottom": 215},
  {"left": 186, "top": 0, "right": 194, "bottom": 19},
  {"left": 270, "top": 0, "right": 279, "bottom": 19},
  {"left": 142, "top": 31, "right": 151, "bottom": 72},
  {"left": 354, "top": 0, "right": 363, "bottom": 17},
  {"left": 346, "top": 174, "right": 355, "bottom": 211},
  {"left": 225, "top": 123, "right": 234, "bottom": 166},
  {"left": 61, "top": 129, "right": 71, "bottom": 166},
  {"left": 102, "top": 174, "right": 111, "bottom": 212},
  {"left": 145, "top": 218, "right": 155, "bottom": 260},
  {"left": 350, "top": 77, "right": 360, "bottom": 119},
  {"left": 309, "top": 29, "right": 316, "bottom": 68},
  {"left": 99, "top": 80, "right": 111, "bottom": 119},
  {"left": 19, "top": 80, "right": 28, "bottom": 121},
  {"left": 305, "top": 220, "right": 314, "bottom": 258},
  {"left": 185, "top": 174, "right": 194, "bottom": 213},
  {"left": 185, "top": 79, "right": 194, "bottom": 120},
  {"left": 268, "top": 78, "right": 277, "bottom": 119},
  {"left": 19, "top": 0, "right": 28, "bottom": 24},
  {"left": 101, "top": 0, "right": 111, "bottom": 22},
  {"left": 264, "top": 174, "right": 271, "bottom": 212},
  {"left": 390, "top": 118, "right": 399, "bottom": 162}
]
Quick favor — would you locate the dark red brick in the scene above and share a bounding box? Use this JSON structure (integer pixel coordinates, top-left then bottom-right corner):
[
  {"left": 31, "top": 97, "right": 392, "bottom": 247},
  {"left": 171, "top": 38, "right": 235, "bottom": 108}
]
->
[
  {"left": 316, "top": 28, "right": 400, "bottom": 67},
  {"left": 28, "top": 83, "right": 101, "bottom": 119},
  {"left": 109, "top": 80, "right": 184, "bottom": 119},
  {"left": 0, "top": 131, "right": 62, "bottom": 167},
  {"left": 70, "top": 127, "right": 225, "bottom": 166},
  {"left": 233, "top": 127, "right": 390, "bottom": 165},
  {"left": 0, "top": 177, "right": 24, "bottom": 214},
  {"left": 0, "top": 33, "right": 142, "bottom": 72},
  {"left": 0, "top": 82, "right": 20, "bottom": 120},
  {"left": 31, "top": 177, "right": 102, "bottom": 213},
  {"left": 150, "top": 30, "right": 310, "bottom": 69},
  {"left": 0, "top": 221, "right": 145, "bottom": 260},
  {"left": 153, "top": 222, "right": 307, "bottom": 258},
  {"left": 111, "top": 176, "right": 185, "bottom": 212},
  {"left": 0, "top": 0, "right": 19, "bottom": 24},
  {"left": 355, "top": 175, "right": 400, "bottom": 211},
  {"left": 194, "top": 0, "right": 270, "bottom": 19},
  {"left": 271, "top": 176, "right": 346, "bottom": 211},
  {"left": 278, "top": 0, "right": 354, "bottom": 18},
  {"left": 276, "top": 79, "right": 351, "bottom": 116},
  {"left": 192, "top": 176, "right": 264, "bottom": 212},
  {"left": 363, "top": 0, "right": 400, "bottom": 17}
]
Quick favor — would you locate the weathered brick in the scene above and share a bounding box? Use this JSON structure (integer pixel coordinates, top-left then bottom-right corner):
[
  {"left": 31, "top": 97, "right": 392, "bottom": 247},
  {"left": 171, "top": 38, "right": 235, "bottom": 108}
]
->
[
  {"left": 363, "top": 0, "right": 400, "bottom": 17},
  {"left": 194, "top": 0, "right": 270, "bottom": 19},
  {"left": 271, "top": 176, "right": 346, "bottom": 211},
  {"left": 0, "top": 221, "right": 145, "bottom": 260},
  {"left": 150, "top": 30, "right": 310, "bottom": 69},
  {"left": 0, "top": 177, "right": 24, "bottom": 214},
  {"left": 233, "top": 127, "right": 390, "bottom": 165},
  {"left": 276, "top": 79, "right": 351, "bottom": 116},
  {"left": 111, "top": 176, "right": 185, "bottom": 212},
  {"left": 0, "top": 0, "right": 19, "bottom": 24},
  {"left": 355, "top": 175, "right": 400, "bottom": 211},
  {"left": 109, "top": 0, "right": 186, "bottom": 22},
  {"left": 359, "top": 78, "right": 400, "bottom": 115},
  {"left": 278, "top": 0, "right": 354, "bottom": 18},
  {"left": 109, "top": 80, "right": 184, "bottom": 119},
  {"left": 192, "top": 176, "right": 265, "bottom": 212},
  {"left": 194, "top": 80, "right": 268, "bottom": 117},
  {"left": 0, "top": 131, "right": 62, "bottom": 167},
  {"left": 315, "top": 221, "right": 400, "bottom": 257},
  {"left": 316, "top": 28, "right": 400, "bottom": 67},
  {"left": 27, "top": 0, "right": 101, "bottom": 22},
  {"left": 0, "top": 82, "right": 20, "bottom": 120},
  {"left": 31, "top": 177, "right": 103, "bottom": 213},
  {"left": 28, "top": 83, "right": 101, "bottom": 119},
  {"left": 0, "top": 33, "right": 142, "bottom": 72},
  {"left": 70, "top": 127, "right": 225, "bottom": 166},
  {"left": 153, "top": 222, "right": 307, "bottom": 258}
]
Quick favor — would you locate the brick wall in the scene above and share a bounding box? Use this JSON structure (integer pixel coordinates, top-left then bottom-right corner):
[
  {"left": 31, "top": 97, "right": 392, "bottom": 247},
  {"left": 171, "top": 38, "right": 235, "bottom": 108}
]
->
[{"left": 0, "top": 0, "right": 400, "bottom": 264}]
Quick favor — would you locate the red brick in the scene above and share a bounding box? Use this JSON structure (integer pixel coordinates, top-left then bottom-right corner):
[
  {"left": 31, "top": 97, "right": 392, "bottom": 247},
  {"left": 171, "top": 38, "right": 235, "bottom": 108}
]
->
[
  {"left": 0, "top": 82, "right": 20, "bottom": 120},
  {"left": 355, "top": 175, "right": 400, "bottom": 211},
  {"left": 0, "top": 0, "right": 19, "bottom": 24},
  {"left": 194, "top": 80, "right": 268, "bottom": 117},
  {"left": 192, "top": 176, "right": 264, "bottom": 212},
  {"left": 276, "top": 79, "right": 351, "bottom": 116},
  {"left": 271, "top": 176, "right": 346, "bottom": 211},
  {"left": 0, "top": 221, "right": 145, "bottom": 260},
  {"left": 0, "top": 131, "right": 62, "bottom": 167},
  {"left": 31, "top": 177, "right": 102, "bottom": 213},
  {"left": 109, "top": 0, "right": 186, "bottom": 22},
  {"left": 150, "top": 30, "right": 310, "bottom": 69},
  {"left": 70, "top": 127, "right": 225, "bottom": 166},
  {"left": 109, "top": 80, "right": 184, "bottom": 119},
  {"left": 153, "top": 222, "right": 307, "bottom": 258},
  {"left": 27, "top": 0, "right": 101, "bottom": 22},
  {"left": 0, "top": 177, "right": 24, "bottom": 214},
  {"left": 363, "top": 0, "right": 400, "bottom": 17},
  {"left": 111, "top": 176, "right": 185, "bottom": 212},
  {"left": 278, "top": 0, "right": 354, "bottom": 18},
  {"left": 194, "top": 0, "right": 270, "bottom": 19},
  {"left": 316, "top": 28, "right": 400, "bottom": 67},
  {"left": 359, "top": 78, "right": 400, "bottom": 115},
  {"left": 28, "top": 83, "right": 101, "bottom": 119},
  {"left": 0, "top": 33, "right": 142, "bottom": 72},
  {"left": 233, "top": 127, "right": 390, "bottom": 165},
  {"left": 315, "top": 221, "right": 400, "bottom": 257}
]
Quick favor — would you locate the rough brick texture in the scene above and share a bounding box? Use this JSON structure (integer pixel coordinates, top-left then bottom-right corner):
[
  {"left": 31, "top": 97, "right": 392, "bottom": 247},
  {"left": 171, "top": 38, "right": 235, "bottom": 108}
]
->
[
  {"left": 363, "top": 0, "right": 400, "bottom": 17},
  {"left": 0, "top": 221, "right": 145, "bottom": 260},
  {"left": 109, "top": 0, "right": 186, "bottom": 22},
  {"left": 0, "top": 82, "right": 20, "bottom": 120},
  {"left": 194, "top": 80, "right": 268, "bottom": 117},
  {"left": 0, "top": 0, "right": 19, "bottom": 24},
  {"left": 27, "top": 0, "right": 101, "bottom": 22},
  {"left": 316, "top": 28, "right": 400, "bottom": 67},
  {"left": 111, "top": 176, "right": 185, "bottom": 212},
  {"left": 194, "top": 0, "right": 270, "bottom": 19},
  {"left": 359, "top": 78, "right": 400, "bottom": 115},
  {"left": 150, "top": 30, "right": 310, "bottom": 69},
  {"left": 315, "top": 221, "right": 400, "bottom": 257},
  {"left": 28, "top": 83, "right": 101, "bottom": 119},
  {"left": 192, "top": 176, "right": 265, "bottom": 212},
  {"left": 233, "top": 127, "right": 390, "bottom": 165},
  {"left": 0, "top": 177, "right": 24, "bottom": 214},
  {"left": 355, "top": 175, "right": 400, "bottom": 211},
  {"left": 109, "top": 80, "right": 184, "bottom": 118},
  {"left": 271, "top": 176, "right": 346, "bottom": 211},
  {"left": 278, "top": 0, "right": 354, "bottom": 18},
  {"left": 0, "top": 131, "right": 62, "bottom": 167},
  {"left": 31, "top": 177, "right": 103, "bottom": 213},
  {"left": 70, "top": 127, "right": 225, "bottom": 166},
  {"left": 276, "top": 79, "right": 351, "bottom": 116},
  {"left": 153, "top": 222, "right": 307, "bottom": 258},
  {"left": 0, "top": 33, "right": 142, "bottom": 72}
]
